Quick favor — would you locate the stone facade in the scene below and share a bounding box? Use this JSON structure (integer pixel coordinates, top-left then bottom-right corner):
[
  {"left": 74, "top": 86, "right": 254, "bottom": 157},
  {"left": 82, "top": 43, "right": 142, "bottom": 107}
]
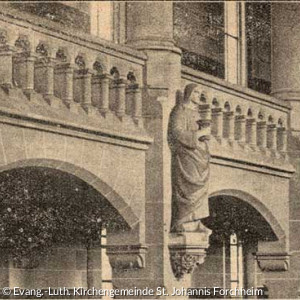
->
[{"left": 0, "top": 2, "right": 298, "bottom": 299}]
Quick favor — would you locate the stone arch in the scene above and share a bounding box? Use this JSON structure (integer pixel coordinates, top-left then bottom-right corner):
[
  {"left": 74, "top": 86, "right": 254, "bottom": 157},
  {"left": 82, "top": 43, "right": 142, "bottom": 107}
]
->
[
  {"left": 0, "top": 158, "right": 139, "bottom": 229},
  {"left": 210, "top": 189, "right": 286, "bottom": 241}
]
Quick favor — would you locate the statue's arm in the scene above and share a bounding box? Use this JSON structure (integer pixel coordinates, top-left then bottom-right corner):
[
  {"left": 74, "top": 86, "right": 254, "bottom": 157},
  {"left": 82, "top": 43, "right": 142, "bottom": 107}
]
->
[{"left": 170, "top": 108, "right": 198, "bottom": 149}]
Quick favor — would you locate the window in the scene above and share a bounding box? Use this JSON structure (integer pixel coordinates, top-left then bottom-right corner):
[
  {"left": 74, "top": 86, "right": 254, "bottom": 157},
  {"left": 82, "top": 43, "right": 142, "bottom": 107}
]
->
[
  {"left": 173, "top": 2, "right": 225, "bottom": 78},
  {"left": 174, "top": 2, "right": 271, "bottom": 94},
  {"left": 246, "top": 3, "right": 271, "bottom": 94}
]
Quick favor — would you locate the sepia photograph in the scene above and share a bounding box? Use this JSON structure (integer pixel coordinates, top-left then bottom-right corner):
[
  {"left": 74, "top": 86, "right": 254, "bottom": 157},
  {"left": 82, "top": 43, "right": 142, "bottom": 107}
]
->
[{"left": 0, "top": 0, "right": 298, "bottom": 299}]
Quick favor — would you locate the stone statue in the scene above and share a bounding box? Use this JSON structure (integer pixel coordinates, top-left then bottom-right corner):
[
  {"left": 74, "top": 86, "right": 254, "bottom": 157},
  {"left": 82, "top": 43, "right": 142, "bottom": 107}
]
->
[{"left": 168, "top": 83, "right": 210, "bottom": 233}]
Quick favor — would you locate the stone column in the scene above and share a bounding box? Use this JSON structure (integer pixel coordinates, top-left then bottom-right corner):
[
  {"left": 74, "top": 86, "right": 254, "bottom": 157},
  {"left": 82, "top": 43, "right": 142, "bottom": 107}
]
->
[
  {"left": 126, "top": 84, "right": 143, "bottom": 126},
  {"left": 0, "top": 45, "right": 15, "bottom": 88},
  {"left": 257, "top": 121, "right": 267, "bottom": 149},
  {"left": 126, "top": 2, "right": 174, "bottom": 47},
  {"left": 35, "top": 57, "right": 60, "bottom": 107},
  {"left": 14, "top": 53, "right": 36, "bottom": 91},
  {"left": 100, "top": 74, "right": 112, "bottom": 115},
  {"left": 267, "top": 124, "right": 277, "bottom": 151},
  {"left": 223, "top": 111, "right": 235, "bottom": 142},
  {"left": 211, "top": 108, "right": 223, "bottom": 142},
  {"left": 277, "top": 128, "right": 287, "bottom": 153},
  {"left": 114, "top": 78, "right": 127, "bottom": 119},
  {"left": 125, "top": 3, "right": 186, "bottom": 296},
  {"left": 272, "top": 3, "right": 300, "bottom": 130},
  {"left": 272, "top": 5, "right": 300, "bottom": 297},
  {"left": 272, "top": 5, "right": 300, "bottom": 98},
  {"left": 235, "top": 115, "right": 246, "bottom": 144},
  {"left": 246, "top": 118, "right": 257, "bottom": 149},
  {"left": 81, "top": 70, "right": 96, "bottom": 115},
  {"left": 54, "top": 63, "right": 76, "bottom": 111},
  {"left": 126, "top": 2, "right": 181, "bottom": 99}
]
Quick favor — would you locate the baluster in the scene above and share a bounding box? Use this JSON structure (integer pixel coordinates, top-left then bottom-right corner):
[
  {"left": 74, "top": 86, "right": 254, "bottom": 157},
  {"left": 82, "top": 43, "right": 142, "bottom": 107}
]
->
[
  {"left": 126, "top": 83, "right": 143, "bottom": 125},
  {"left": 92, "top": 75, "right": 101, "bottom": 108},
  {"left": 235, "top": 115, "right": 246, "bottom": 144},
  {"left": 114, "top": 78, "right": 127, "bottom": 118},
  {"left": 132, "top": 85, "right": 143, "bottom": 126},
  {"left": 81, "top": 69, "right": 96, "bottom": 115},
  {"left": 54, "top": 63, "right": 76, "bottom": 111},
  {"left": 267, "top": 124, "right": 277, "bottom": 151},
  {"left": 246, "top": 118, "right": 257, "bottom": 149},
  {"left": 277, "top": 127, "right": 287, "bottom": 153},
  {"left": 211, "top": 108, "right": 223, "bottom": 142},
  {"left": 100, "top": 74, "right": 112, "bottom": 115},
  {"left": 14, "top": 52, "right": 36, "bottom": 92},
  {"left": 0, "top": 44, "right": 15, "bottom": 88},
  {"left": 0, "top": 30, "right": 17, "bottom": 88},
  {"left": 223, "top": 111, "right": 235, "bottom": 142},
  {"left": 257, "top": 121, "right": 267, "bottom": 149},
  {"left": 35, "top": 57, "right": 60, "bottom": 107}
]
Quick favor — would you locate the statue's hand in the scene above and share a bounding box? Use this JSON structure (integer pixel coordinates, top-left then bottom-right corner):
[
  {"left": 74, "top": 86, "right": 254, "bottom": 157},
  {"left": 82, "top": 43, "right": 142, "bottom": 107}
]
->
[{"left": 197, "top": 127, "right": 210, "bottom": 139}]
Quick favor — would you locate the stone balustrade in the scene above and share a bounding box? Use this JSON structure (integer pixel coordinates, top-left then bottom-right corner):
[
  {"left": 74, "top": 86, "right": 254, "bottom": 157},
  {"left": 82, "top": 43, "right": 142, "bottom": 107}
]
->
[
  {"left": 182, "top": 66, "right": 291, "bottom": 169},
  {"left": 0, "top": 14, "right": 147, "bottom": 141}
]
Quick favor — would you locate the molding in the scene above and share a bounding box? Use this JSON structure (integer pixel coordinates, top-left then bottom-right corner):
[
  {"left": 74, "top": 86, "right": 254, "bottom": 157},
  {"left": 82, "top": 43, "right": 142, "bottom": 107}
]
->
[
  {"left": 106, "top": 244, "right": 147, "bottom": 270},
  {"left": 210, "top": 155, "right": 294, "bottom": 179},
  {"left": 256, "top": 252, "right": 290, "bottom": 272},
  {"left": 0, "top": 88, "right": 153, "bottom": 150}
]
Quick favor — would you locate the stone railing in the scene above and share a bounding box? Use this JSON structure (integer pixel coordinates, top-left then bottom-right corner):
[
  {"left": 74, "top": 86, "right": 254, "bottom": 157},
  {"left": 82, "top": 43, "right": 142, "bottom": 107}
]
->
[
  {"left": 182, "top": 66, "right": 293, "bottom": 174},
  {"left": 0, "top": 7, "right": 149, "bottom": 145}
]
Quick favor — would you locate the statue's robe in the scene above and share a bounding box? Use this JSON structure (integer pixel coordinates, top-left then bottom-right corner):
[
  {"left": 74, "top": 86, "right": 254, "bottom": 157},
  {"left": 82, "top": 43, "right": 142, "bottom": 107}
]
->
[{"left": 168, "top": 104, "right": 210, "bottom": 231}]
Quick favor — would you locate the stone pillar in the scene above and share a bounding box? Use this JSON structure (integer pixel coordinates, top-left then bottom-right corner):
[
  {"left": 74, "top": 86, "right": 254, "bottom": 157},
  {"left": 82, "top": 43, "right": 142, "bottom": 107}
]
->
[
  {"left": 257, "top": 121, "right": 267, "bottom": 149},
  {"left": 54, "top": 63, "right": 76, "bottom": 110},
  {"left": 277, "top": 128, "right": 287, "bottom": 153},
  {"left": 81, "top": 70, "right": 96, "bottom": 115},
  {"left": 211, "top": 108, "right": 223, "bottom": 141},
  {"left": 86, "top": 242, "right": 102, "bottom": 290},
  {"left": 126, "top": 84, "right": 143, "bottom": 126},
  {"left": 271, "top": 5, "right": 300, "bottom": 297},
  {"left": 271, "top": 3, "right": 300, "bottom": 130},
  {"left": 100, "top": 74, "right": 112, "bottom": 115},
  {"left": 267, "top": 124, "right": 277, "bottom": 151},
  {"left": 223, "top": 111, "right": 235, "bottom": 142},
  {"left": 35, "top": 57, "right": 60, "bottom": 107},
  {"left": 0, "top": 45, "right": 15, "bottom": 87},
  {"left": 114, "top": 78, "right": 127, "bottom": 118},
  {"left": 126, "top": 3, "right": 185, "bottom": 296},
  {"left": 272, "top": 5, "right": 300, "bottom": 99},
  {"left": 246, "top": 118, "right": 257, "bottom": 149},
  {"left": 126, "top": 2, "right": 174, "bottom": 47},
  {"left": 14, "top": 53, "right": 36, "bottom": 91},
  {"left": 235, "top": 115, "right": 246, "bottom": 144},
  {"left": 126, "top": 2, "right": 181, "bottom": 99}
]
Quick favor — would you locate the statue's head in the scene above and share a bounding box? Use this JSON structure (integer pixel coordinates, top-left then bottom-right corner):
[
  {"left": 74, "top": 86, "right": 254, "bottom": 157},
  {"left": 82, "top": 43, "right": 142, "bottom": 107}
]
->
[{"left": 183, "top": 83, "right": 201, "bottom": 106}]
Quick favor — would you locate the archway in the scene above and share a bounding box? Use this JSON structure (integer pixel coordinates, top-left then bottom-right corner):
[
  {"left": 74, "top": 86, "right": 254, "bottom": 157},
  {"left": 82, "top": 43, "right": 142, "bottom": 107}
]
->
[
  {"left": 0, "top": 158, "right": 139, "bottom": 229},
  {"left": 192, "top": 195, "right": 277, "bottom": 298},
  {"left": 0, "top": 166, "right": 129, "bottom": 294}
]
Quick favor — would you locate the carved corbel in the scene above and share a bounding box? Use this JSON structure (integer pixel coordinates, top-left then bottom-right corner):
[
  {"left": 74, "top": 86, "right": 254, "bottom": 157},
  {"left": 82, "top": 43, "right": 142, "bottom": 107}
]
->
[
  {"left": 169, "top": 231, "right": 211, "bottom": 280},
  {"left": 106, "top": 244, "right": 147, "bottom": 271},
  {"left": 256, "top": 252, "right": 290, "bottom": 272}
]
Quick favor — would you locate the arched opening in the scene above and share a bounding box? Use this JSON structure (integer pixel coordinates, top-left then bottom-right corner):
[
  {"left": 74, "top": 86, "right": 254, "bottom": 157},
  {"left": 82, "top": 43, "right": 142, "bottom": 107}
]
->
[
  {"left": 0, "top": 167, "right": 128, "bottom": 294},
  {"left": 192, "top": 195, "right": 276, "bottom": 298}
]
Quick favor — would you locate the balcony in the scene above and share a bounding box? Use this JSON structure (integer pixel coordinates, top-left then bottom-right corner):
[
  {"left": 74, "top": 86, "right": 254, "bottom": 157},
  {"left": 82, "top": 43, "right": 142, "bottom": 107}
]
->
[
  {"left": 182, "top": 66, "right": 294, "bottom": 176},
  {"left": 0, "top": 5, "right": 150, "bottom": 148}
]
